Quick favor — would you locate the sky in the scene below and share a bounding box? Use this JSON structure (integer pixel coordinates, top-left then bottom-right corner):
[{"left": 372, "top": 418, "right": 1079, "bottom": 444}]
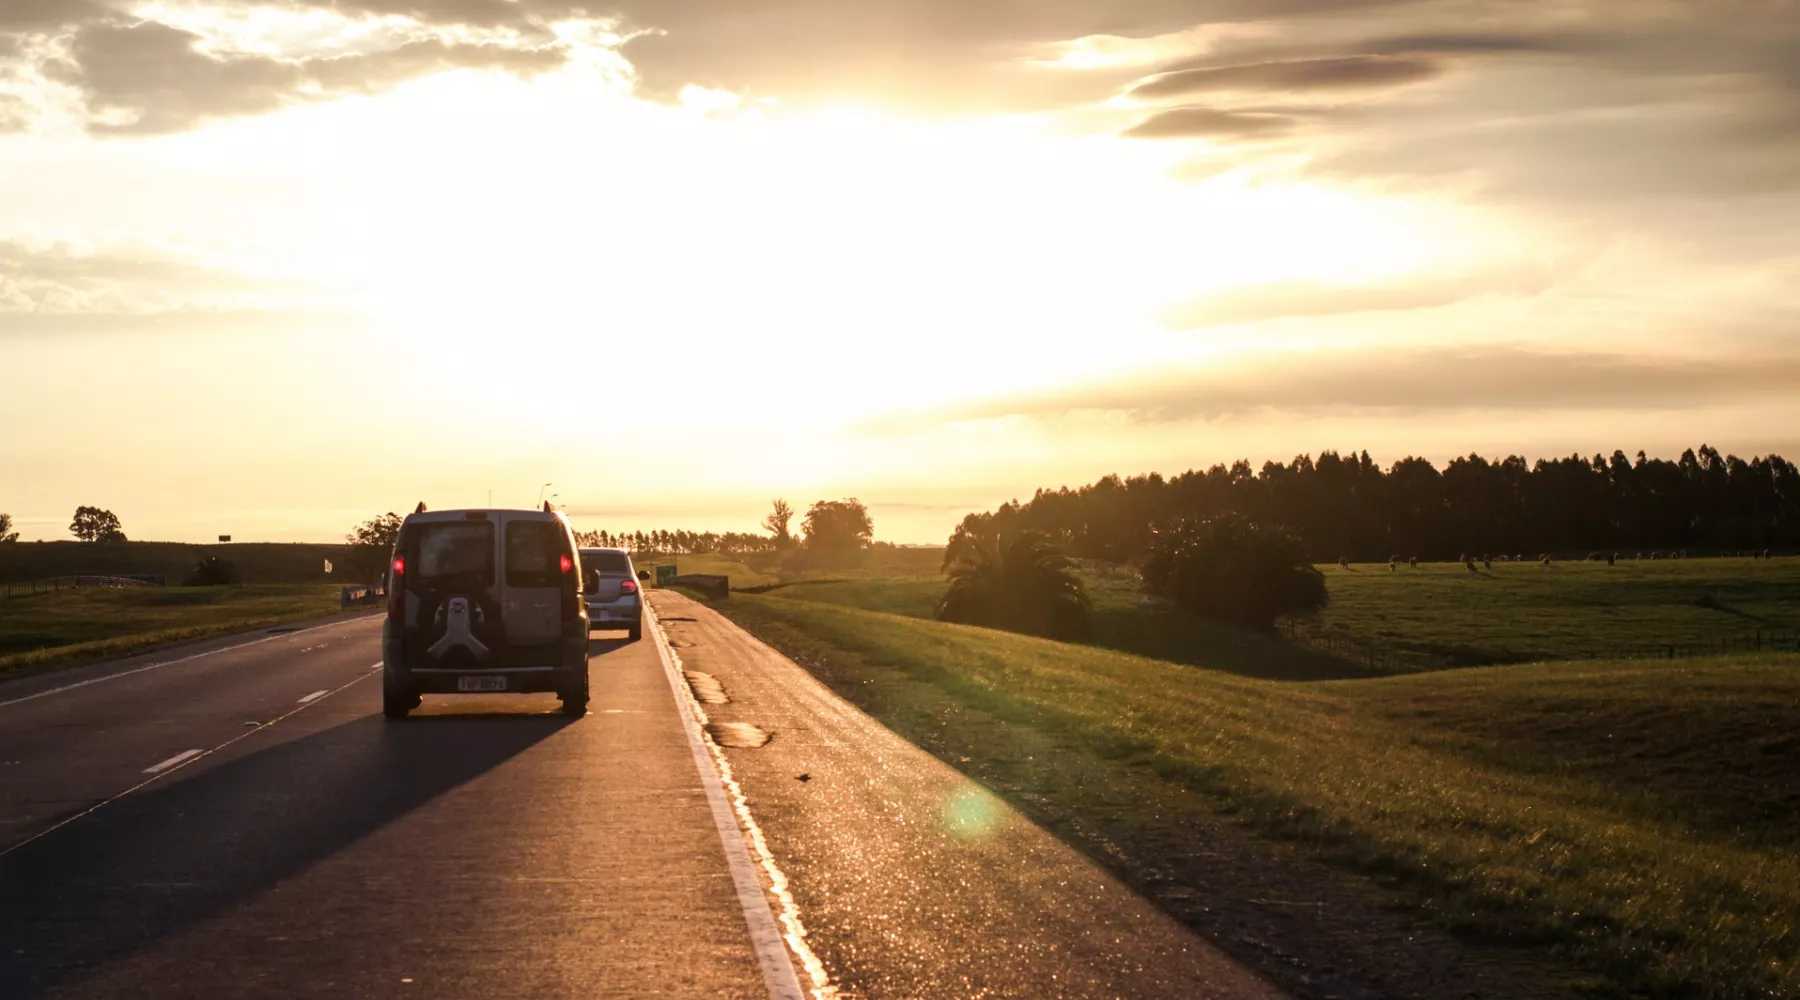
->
[{"left": 2, "top": 0, "right": 1798, "bottom": 543}]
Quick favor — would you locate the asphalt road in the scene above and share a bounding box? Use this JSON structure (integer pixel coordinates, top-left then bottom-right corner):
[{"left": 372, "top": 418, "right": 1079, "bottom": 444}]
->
[{"left": 0, "top": 601, "right": 1283, "bottom": 1000}]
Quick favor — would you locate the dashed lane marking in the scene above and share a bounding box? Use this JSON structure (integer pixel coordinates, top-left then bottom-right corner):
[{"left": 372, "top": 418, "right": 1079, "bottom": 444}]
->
[
  {"left": 143, "top": 749, "right": 204, "bottom": 774},
  {"left": 0, "top": 663, "right": 381, "bottom": 860},
  {"left": 0, "top": 615, "right": 381, "bottom": 711}
]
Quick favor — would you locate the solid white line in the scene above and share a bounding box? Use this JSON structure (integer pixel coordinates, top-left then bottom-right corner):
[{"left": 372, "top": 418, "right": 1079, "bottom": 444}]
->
[
  {"left": 0, "top": 663, "right": 382, "bottom": 860},
  {"left": 298, "top": 689, "right": 329, "bottom": 704},
  {"left": 143, "top": 749, "right": 204, "bottom": 774},
  {"left": 646, "top": 602, "right": 810, "bottom": 1000},
  {"left": 0, "top": 614, "right": 382, "bottom": 711}
]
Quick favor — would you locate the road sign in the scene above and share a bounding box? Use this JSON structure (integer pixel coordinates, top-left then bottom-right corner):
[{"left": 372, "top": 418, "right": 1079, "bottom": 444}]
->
[
  {"left": 323, "top": 559, "right": 333, "bottom": 574},
  {"left": 656, "top": 564, "right": 677, "bottom": 587}
]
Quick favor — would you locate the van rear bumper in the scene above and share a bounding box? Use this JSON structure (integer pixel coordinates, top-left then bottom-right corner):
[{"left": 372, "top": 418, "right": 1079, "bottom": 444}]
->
[{"left": 382, "top": 627, "right": 587, "bottom": 695}]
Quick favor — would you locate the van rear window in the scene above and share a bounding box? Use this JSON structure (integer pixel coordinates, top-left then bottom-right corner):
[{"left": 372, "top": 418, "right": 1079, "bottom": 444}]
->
[
  {"left": 506, "top": 520, "right": 566, "bottom": 588},
  {"left": 413, "top": 522, "right": 494, "bottom": 585}
]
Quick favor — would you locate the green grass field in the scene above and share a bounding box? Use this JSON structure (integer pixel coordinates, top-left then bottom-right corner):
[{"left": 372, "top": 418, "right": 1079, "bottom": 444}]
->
[
  {"left": 762, "top": 557, "right": 1800, "bottom": 675},
  {"left": 1312, "top": 558, "right": 1800, "bottom": 666},
  {"left": 722, "top": 592, "right": 1800, "bottom": 999},
  {"left": 0, "top": 584, "right": 348, "bottom": 678}
]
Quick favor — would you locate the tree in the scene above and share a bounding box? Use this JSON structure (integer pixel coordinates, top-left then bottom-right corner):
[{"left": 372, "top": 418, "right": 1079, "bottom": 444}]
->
[
  {"left": 70, "top": 506, "right": 126, "bottom": 542},
  {"left": 0, "top": 512, "right": 17, "bottom": 543},
  {"left": 802, "top": 499, "right": 873, "bottom": 555},
  {"left": 937, "top": 526, "right": 1089, "bottom": 638},
  {"left": 345, "top": 512, "right": 403, "bottom": 586},
  {"left": 1141, "top": 514, "right": 1328, "bottom": 632},
  {"left": 763, "top": 499, "right": 795, "bottom": 549}
]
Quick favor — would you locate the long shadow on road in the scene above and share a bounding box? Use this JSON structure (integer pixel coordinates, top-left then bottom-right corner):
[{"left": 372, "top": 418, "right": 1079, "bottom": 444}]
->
[{"left": 0, "top": 708, "right": 573, "bottom": 999}]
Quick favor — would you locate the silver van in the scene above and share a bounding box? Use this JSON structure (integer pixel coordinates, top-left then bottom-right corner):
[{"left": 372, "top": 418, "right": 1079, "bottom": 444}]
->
[
  {"left": 579, "top": 547, "right": 642, "bottom": 640},
  {"left": 380, "top": 506, "right": 589, "bottom": 718}
]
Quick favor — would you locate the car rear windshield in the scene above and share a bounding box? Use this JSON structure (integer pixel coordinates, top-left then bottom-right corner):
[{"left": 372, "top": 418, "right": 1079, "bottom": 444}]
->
[
  {"left": 412, "top": 522, "right": 495, "bottom": 586},
  {"left": 585, "top": 550, "right": 631, "bottom": 573},
  {"left": 505, "top": 519, "right": 566, "bottom": 588}
]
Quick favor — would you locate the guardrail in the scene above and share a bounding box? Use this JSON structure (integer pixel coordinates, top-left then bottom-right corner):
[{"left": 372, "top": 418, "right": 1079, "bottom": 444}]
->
[
  {"left": 340, "top": 584, "right": 386, "bottom": 608},
  {"left": 1, "top": 575, "right": 164, "bottom": 599}
]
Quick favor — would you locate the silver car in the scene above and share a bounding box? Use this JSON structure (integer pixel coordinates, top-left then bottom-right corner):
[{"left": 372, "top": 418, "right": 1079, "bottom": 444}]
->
[{"left": 580, "top": 547, "right": 643, "bottom": 640}]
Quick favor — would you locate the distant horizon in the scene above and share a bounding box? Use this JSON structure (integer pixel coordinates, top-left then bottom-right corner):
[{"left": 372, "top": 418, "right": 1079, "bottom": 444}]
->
[{"left": 8, "top": 440, "right": 1793, "bottom": 547}]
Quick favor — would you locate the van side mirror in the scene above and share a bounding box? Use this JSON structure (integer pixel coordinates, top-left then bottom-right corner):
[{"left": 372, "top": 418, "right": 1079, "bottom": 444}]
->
[{"left": 637, "top": 570, "right": 649, "bottom": 581}]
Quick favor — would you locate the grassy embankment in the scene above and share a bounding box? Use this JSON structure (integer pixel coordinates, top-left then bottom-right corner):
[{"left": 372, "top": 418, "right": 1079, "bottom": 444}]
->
[
  {"left": 717, "top": 560, "right": 1800, "bottom": 997},
  {"left": 0, "top": 584, "right": 348, "bottom": 678},
  {"left": 0, "top": 540, "right": 349, "bottom": 585},
  {"left": 766, "top": 557, "right": 1800, "bottom": 674}
]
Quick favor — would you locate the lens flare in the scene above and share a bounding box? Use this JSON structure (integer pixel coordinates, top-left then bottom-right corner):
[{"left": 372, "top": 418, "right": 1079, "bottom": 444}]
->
[{"left": 943, "top": 784, "right": 1003, "bottom": 841}]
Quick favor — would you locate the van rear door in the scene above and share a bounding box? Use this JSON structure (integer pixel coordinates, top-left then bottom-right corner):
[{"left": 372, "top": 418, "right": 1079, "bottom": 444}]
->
[{"left": 501, "top": 515, "right": 566, "bottom": 645}]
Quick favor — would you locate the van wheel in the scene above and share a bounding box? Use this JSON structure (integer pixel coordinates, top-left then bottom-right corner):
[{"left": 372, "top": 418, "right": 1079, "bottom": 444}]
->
[
  {"left": 383, "top": 687, "right": 413, "bottom": 719},
  {"left": 560, "top": 667, "right": 589, "bottom": 717},
  {"left": 628, "top": 624, "right": 642, "bottom": 642}
]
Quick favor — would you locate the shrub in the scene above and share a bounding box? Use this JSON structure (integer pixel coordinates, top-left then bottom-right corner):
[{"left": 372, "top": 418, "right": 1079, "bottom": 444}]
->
[
  {"left": 937, "top": 527, "right": 1090, "bottom": 638},
  {"left": 185, "top": 555, "right": 241, "bottom": 586},
  {"left": 1140, "top": 514, "right": 1327, "bottom": 632}
]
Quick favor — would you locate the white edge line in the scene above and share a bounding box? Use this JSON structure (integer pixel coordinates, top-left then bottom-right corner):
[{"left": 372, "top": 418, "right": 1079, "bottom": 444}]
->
[
  {"left": 0, "top": 614, "right": 382, "bottom": 710},
  {"left": 298, "top": 689, "right": 330, "bottom": 704},
  {"left": 143, "top": 748, "right": 204, "bottom": 774},
  {"left": 0, "top": 662, "right": 381, "bottom": 860},
  {"left": 647, "top": 601, "right": 810, "bottom": 1000}
]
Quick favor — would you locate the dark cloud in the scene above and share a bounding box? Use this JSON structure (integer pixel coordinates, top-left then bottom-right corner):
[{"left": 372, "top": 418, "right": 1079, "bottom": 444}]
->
[
  {"left": 0, "top": 0, "right": 106, "bottom": 31},
  {"left": 1121, "top": 106, "right": 1295, "bottom": 139},
  {"left": 58, "top": 21, "right": 306, "bottom": 133},
  {"left": 51, "top": 20, "right": 566, "bottom": 133},
  {"left": 1130, "top": 55, "right": 1439, "bottom": 100},
  {"left": 859, "top": 347, "right": 1800, "bottom": 432}
]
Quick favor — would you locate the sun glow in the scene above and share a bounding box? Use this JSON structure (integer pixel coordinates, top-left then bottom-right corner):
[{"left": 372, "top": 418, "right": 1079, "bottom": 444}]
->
[{"left": 210, "top": 63, "right": 1454, "bottom": 433}]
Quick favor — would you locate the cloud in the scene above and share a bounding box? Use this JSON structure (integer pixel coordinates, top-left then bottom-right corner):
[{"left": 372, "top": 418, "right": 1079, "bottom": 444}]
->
[
  {"left": 1121, "top": 106, "right": 1296, "bottom": 139},
  {"left": 0, "top": 240, "right": 325, "bottom": 315},
  {"left": 1129, "top": 55, "right": 1439, "bottom": 99},
  {"left": 0, "top": 0, "right": 104, "bottom": 31},
  {"left": 49, "top": 19, "right": 568, "bottom": 133},
  {"left": 1158, "top": 267, "right": 1555, "bottom": 327},
  {"left": 857, "top": 347, "right": 1800, "bottom": 432}
]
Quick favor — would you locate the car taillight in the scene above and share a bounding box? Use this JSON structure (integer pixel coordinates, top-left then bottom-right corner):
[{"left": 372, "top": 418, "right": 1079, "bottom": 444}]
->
[
  {"left": 620, "top": 579, "right": 638, "bottom": 595},
  {"left": 559, "top": 553, "right": 573, "bottom": 574},
  {"left": 387, "top": 556, "right": 404, "bottom": 622}
]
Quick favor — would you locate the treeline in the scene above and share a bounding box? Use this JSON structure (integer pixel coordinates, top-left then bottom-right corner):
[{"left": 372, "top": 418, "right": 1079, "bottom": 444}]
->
[
  {"left": 962, "top": 445, "right": 1800, "bottom": 562},
  {"left": 572, "top": 529, "right": 777, "bottom": 556}
]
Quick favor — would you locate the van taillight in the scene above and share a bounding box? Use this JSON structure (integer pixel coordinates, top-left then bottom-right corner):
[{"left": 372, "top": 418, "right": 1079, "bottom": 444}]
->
[
  {"left": 560, "top": 551, "right": 579, "bottom": 620},
  {"left": 620, "top": 579, "right": 638, "bottom": 595},
  {"left": 387, "top": 557, "right": 404, "bottom": 622}
]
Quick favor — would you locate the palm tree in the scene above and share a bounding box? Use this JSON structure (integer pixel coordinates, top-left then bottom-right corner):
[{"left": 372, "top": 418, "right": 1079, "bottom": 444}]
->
[{"left": 937, "top": 527, "right": 1090, "bottom": 638}]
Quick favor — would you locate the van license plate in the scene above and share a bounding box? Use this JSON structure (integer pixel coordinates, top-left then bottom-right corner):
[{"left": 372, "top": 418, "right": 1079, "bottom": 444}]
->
[{"left": 458, "top": 676, "right": 507, "bottom": 692}]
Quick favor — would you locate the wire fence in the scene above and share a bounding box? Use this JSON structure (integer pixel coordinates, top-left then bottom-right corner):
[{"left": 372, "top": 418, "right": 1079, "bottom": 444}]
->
[
  {"left": 1278, "top": 618, "right": 1800, "bottom": 670},
  {"left": 1, "top": 575, "right": 165, "bottom": 599}
]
